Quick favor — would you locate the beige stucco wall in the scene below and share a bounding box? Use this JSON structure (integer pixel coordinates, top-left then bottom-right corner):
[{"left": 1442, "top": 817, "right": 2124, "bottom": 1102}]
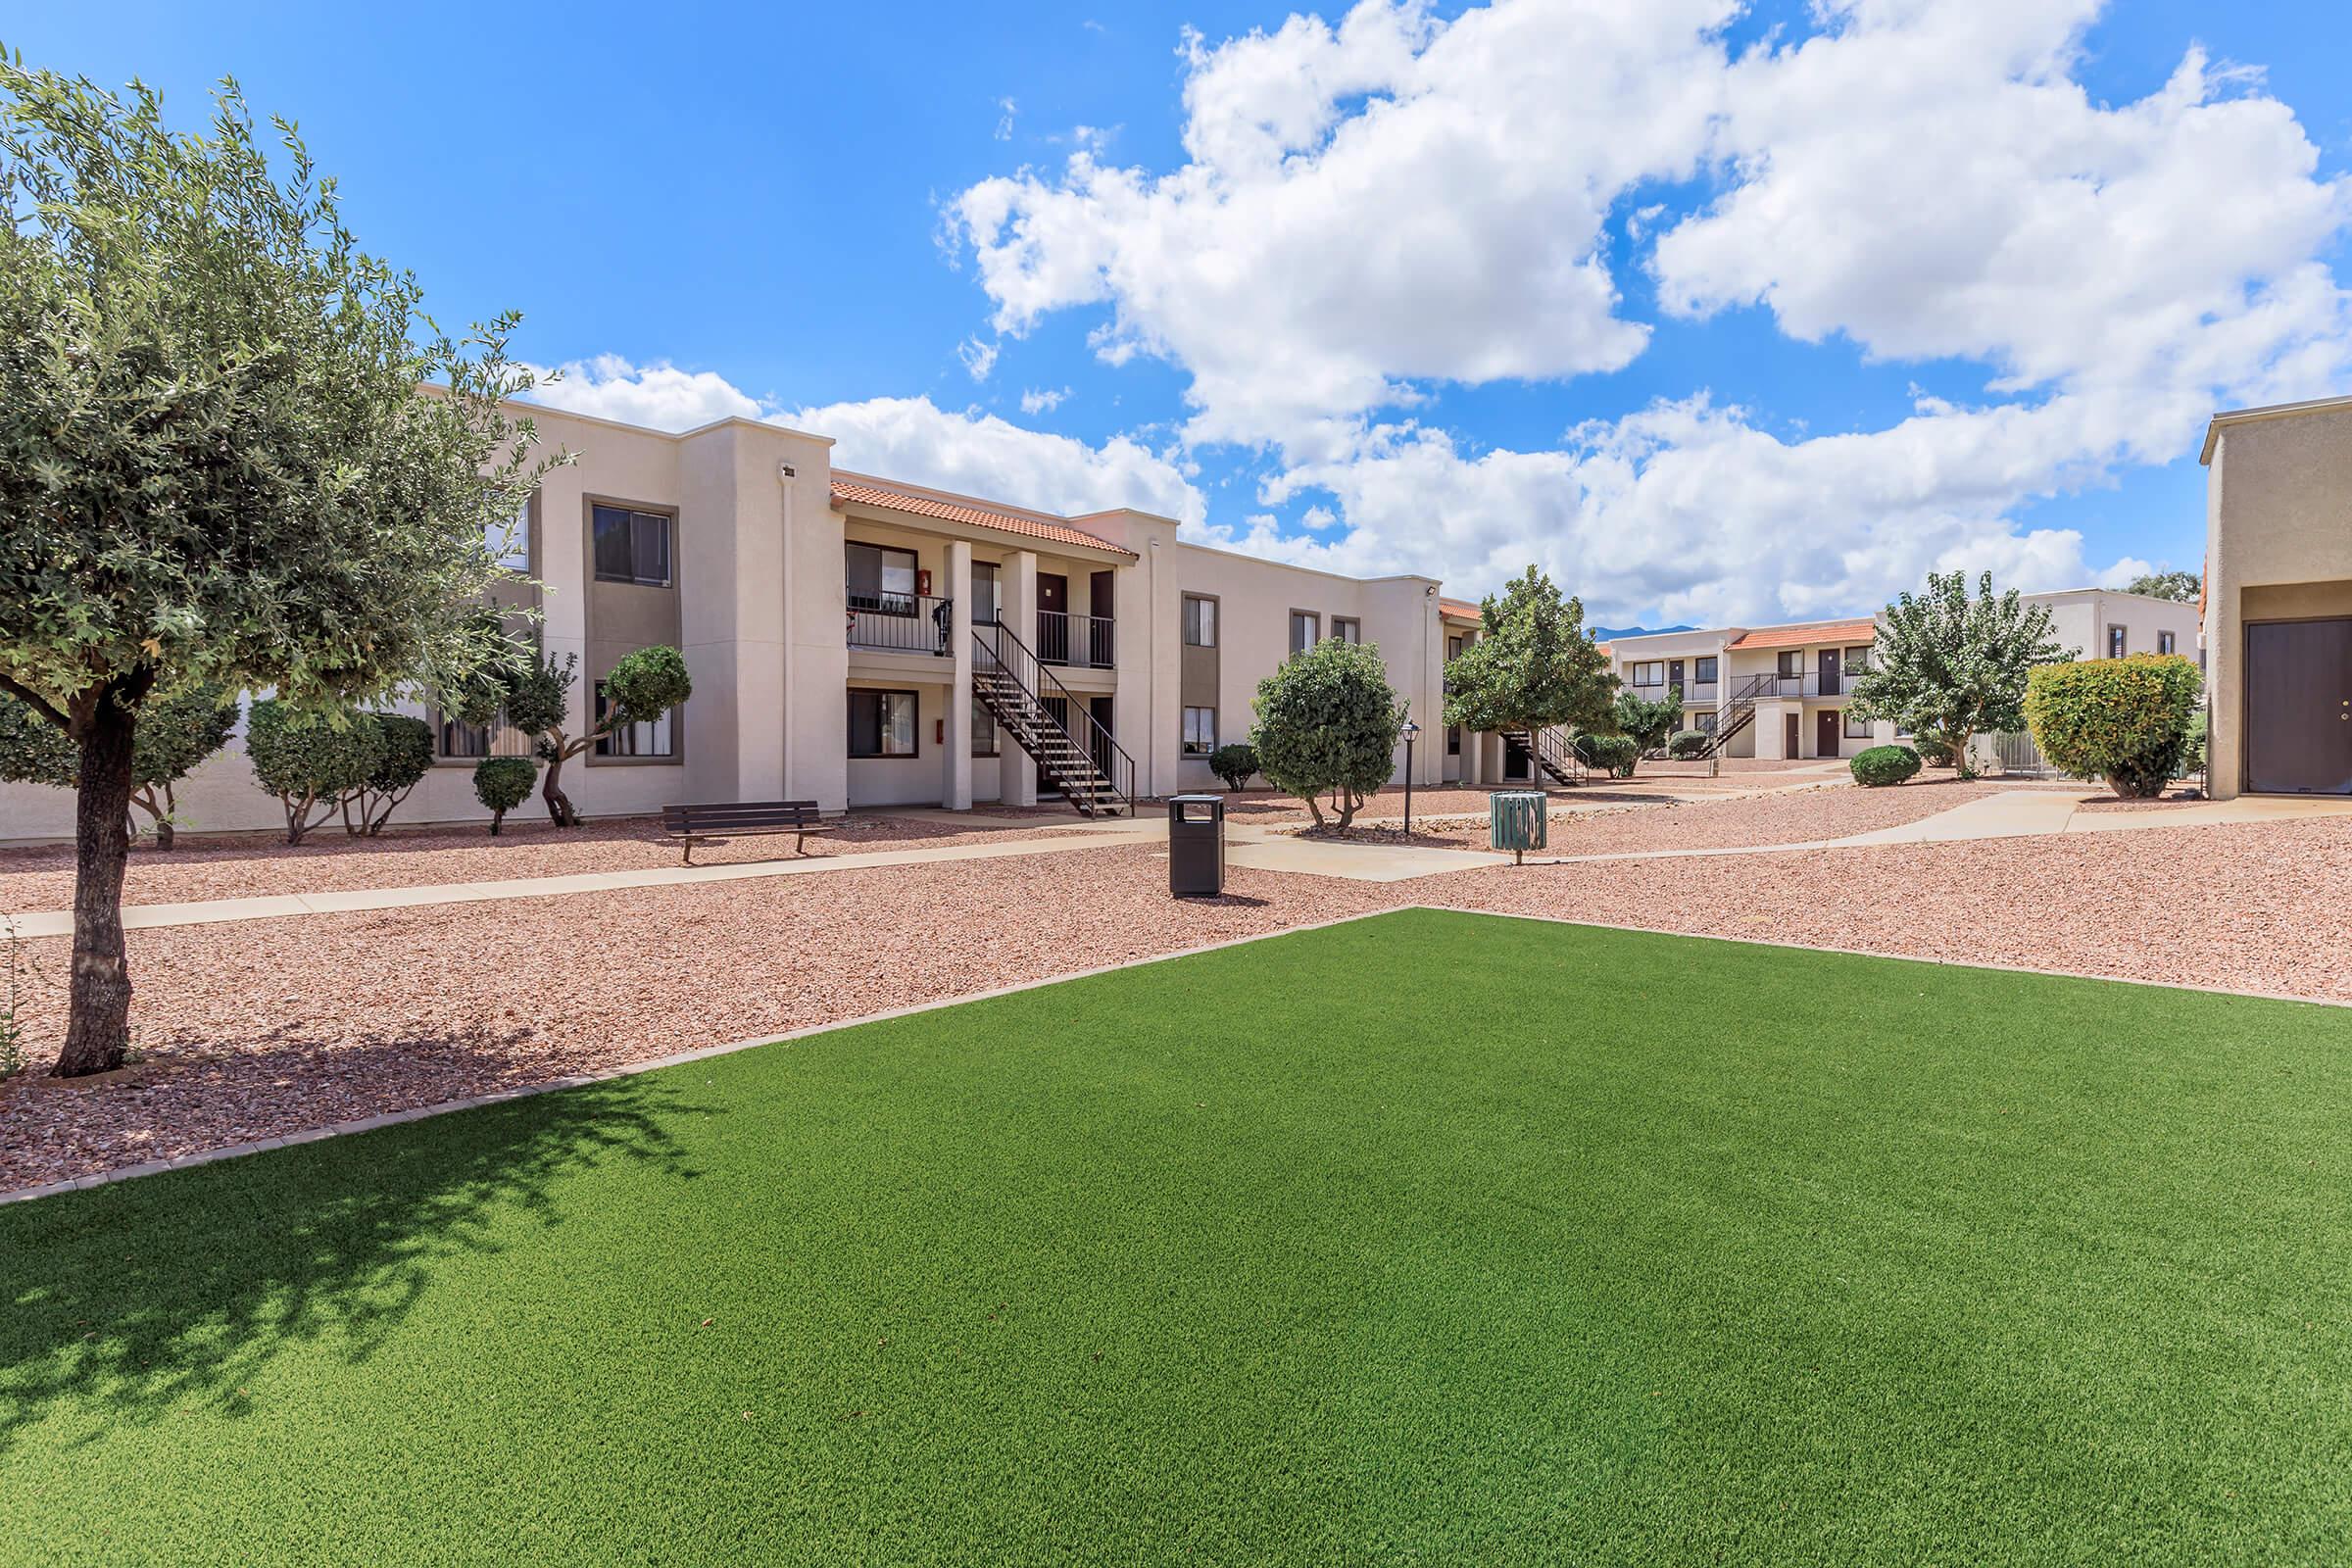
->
[
  {"left": 1161, "top": 544, "right": 1444, "bottom": 793},
  {"left": 2204, "top": 403, "right": 2352, "bottom": 798}
]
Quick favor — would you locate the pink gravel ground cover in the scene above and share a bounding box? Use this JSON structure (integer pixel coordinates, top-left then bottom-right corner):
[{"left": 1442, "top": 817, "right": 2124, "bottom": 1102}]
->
[
  {"left": 0, "top": 811, "right": 1078, "bottom": 911},
  {"left": 1278, "top": 776, "right": 2010, "bottom": 853},
  {"left": 7, "top": 801, "right": 2349, "bottom": 1195}
]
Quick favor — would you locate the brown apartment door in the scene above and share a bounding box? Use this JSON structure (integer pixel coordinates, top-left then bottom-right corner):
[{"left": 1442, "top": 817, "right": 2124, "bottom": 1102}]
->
[
  {"left": 1784, "top": 713, "right": 1800, "bottom": 759},
  {"left": 2245, "top": 619, "right": 2352, "bottom": 794},
  {"left": 1819, "top": 648, "right": 1841, "bottom": 697},
  {"left": 1037, "top": 573, "right": 1069, "bottom": 662},
  {"left": 1817, "top": 710, "right": 1841, "bottom": 759}
]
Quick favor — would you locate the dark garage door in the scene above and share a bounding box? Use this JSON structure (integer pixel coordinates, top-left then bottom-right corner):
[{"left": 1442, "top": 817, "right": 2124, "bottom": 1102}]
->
[{"left": 2245, "top": 618, "right": 2352, "bottom": 795}]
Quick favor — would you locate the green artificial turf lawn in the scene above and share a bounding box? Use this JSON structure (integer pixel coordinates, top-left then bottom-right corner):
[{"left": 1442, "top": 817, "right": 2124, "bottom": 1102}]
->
[{"left": 5, "top": 909, "right": 2352, "bottom": 1565}]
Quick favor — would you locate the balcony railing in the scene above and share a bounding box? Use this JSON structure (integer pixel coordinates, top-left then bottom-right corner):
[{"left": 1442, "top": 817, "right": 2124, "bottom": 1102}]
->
[
  {"left": 1626, "top": 681, "right": 1719, "bottom": 705},
  {"left": 1037, "top": 610, "right": 1114, "bottom": 668},
  {"left": 1730, "top": 668, "right": 1868, "bottom": 701},
  {"left": 848, "top": 592, "right": 954, "bottom": 655}
]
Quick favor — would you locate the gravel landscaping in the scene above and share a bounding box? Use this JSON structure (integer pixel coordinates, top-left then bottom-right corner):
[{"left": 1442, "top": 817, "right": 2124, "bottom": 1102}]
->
[
  {"left": 1439, "top": 813, "right": 2352, "bottom": 1001},
  {"left": 1278, "top": 776, "right": 2013, "bottom": 853},
  {"left": 0, "top": 811, "right": 1080, "bottom": 911},
  {"left": 6, "top": 796, "right": 2349, "bottom": 1195}
]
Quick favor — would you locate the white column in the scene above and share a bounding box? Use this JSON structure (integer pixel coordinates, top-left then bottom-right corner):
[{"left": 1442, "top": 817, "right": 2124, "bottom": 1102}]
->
[
  {"left": 997, "top": 550, "right": 1039, "bottom": 807},
  {"left": 945, "top": 540, "right": 973, "bottom": 810}
]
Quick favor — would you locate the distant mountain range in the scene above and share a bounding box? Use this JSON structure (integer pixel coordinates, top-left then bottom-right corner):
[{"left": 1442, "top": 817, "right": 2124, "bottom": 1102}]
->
[{"left": 1592, "top": 624, "right": 1694, "bottom": 641}]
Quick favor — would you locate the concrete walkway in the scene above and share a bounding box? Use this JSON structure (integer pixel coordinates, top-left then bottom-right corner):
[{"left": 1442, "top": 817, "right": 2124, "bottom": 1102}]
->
[
  {"left": 1517, "top": 788, "right": 2352, "bottom": 868},
  {"left": 7, "top": 789, "right": 2344, "bottom": 941},
  {"left": 0, "top": 811, "right": 1507, "bottom": 940}
]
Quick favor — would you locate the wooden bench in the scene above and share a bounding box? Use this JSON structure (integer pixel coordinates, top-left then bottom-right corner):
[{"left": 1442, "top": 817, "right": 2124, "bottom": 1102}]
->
[{"left": 660, "top": 800, "right": 825, "bottom": 864}]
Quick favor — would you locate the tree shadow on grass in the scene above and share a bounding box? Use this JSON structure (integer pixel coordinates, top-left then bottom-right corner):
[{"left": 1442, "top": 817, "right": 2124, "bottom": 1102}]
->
[{"left": 0, "top": 1059, "right": 714, "bottom": 1450}]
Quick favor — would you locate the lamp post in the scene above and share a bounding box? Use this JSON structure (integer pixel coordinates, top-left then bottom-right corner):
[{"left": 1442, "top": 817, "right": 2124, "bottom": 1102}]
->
[{"left": 1399, "top": 718, "right": 1421, "bottom": 836}]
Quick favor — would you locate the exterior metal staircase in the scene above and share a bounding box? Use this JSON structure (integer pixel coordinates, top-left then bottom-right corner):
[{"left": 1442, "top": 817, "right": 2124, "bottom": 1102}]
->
[
  {"left": 1497, "top": 725, "right": 1589, "bottom": 787},
  {"left": 972, "top": 623, "right": 1136, "bottom": 816},
  {"left": 1700, "top": 674, "right": 1766, "bottom": 758}
]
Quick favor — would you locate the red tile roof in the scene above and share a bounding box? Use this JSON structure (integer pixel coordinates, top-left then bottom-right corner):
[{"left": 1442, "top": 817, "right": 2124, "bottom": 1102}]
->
[
  {"left": 830, "top": 477, "right": 1137, "bottom": 559},
  {"left": 1727, "top": 618, "right": 1879, "bottom": 651},
  {"left": 1438, "top": 597, "right": 1483, "bottom": 621}
]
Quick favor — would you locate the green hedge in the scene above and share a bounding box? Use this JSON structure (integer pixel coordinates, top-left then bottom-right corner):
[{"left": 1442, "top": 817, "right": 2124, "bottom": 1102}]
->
[
  {"left": 1666, "top": 729, "right": 1711, "bottom": 759},
  {"left": 1849, "top": 745, "right": 1922, "bottom": 787},
  {"left": 2024, "top": 656, "right": 2201, "bottom": 799}
]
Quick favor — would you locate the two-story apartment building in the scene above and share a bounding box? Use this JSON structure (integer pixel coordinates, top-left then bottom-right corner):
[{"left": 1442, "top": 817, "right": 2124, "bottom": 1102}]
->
[
  {"left": 1599, "top": 590, "right": 2203, "bottom": 761},
  {"left": 2201, "top": 392, "right": 2352, "bottom": 800},
  {"left": 0, "top": 402, "right": 1452, "bottom": 842}
]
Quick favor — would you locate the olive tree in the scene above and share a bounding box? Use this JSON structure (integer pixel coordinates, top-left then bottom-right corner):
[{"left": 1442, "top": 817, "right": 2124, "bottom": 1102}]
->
[
  {"left": 1610, "top": 686, "right": 1684, "bottom": 761},
  {"left": 0, "top": 65, "right": 556, "bottom": 1074},
  {"left": 246, "top": 703, "right": 383, "bottom": 845},
  {"left": 1847, "top": 572, "right": 2071, "bottom": 780},
  {"left": 499, "top": 646, "right": 692, "bottom": 827},
  {"left": 1443, "top": 567, "right": 1616, "bottom": 745},
  {"left": 1251, "top": 638, "right": 1404, "bottom": 832},
  {"left": 347, "top": 713, "right": 435, "bottom": 836},
  {"left": 0, "top": 683, "right": 235, "bottom": 847}
]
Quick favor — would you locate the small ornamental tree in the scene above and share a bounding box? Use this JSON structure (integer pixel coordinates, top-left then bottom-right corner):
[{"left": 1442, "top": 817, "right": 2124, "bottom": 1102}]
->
[
  {"left": 1206, "top": 741, "right": 1259, "bottom": 792},
  {"left": 472, "top": 757, "right": 537, "bottom": 835},
  {"left": 347, "top": 713, "right": 435, "bottom": 836},
  {"left": 0, "top": 684, "right": 235, "bottom": 847},
  {"left": 1847, "top": 571, "right": 2071, "bottom": 779},
  {"left": 1573, "top": 732, "right": 1640, "bottom": 778},
  {"left": 0, "top": 65, "right": 558, "bottom": 1074},
  {"left": 1251, "top": 638, "right": 1404, "bottom": 832},
  {"left": 1611, "top": 686, "right": 1684, "bottom": 760},
  {"left": 2024, "top": 655, "right": 2202, "bottom": 798},
  {"left": 246, "top": 703, "right": 385, "bottom": 844},
  {"left": 498, "top": 646, "right": 693, "bottom": 826},
  {"left": 1443, "top": 567, "right": 1616, "bottom": 745}
]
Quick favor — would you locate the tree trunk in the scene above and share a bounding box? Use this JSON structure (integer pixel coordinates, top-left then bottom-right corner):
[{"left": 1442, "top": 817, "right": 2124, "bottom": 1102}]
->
[
  {"left": 148, "top": 783, "right": 176, "bottom": 850},
  {"left": 542, "top": 740, "right": 581, "bottom": 827},
  {"left": 56, "top": 698, "right": 138, "bottom": 1077},
  {"left": 489, "top": 808, "right": 506, "bottom": 837}
]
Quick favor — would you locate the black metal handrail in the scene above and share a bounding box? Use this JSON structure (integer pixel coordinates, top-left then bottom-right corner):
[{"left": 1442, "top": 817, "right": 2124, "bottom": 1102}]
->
[
  {"left": 1036, "top": 609, "right": 1115, "bottom": 668},
  {"left": 1730, "top": 665, "right": 1870, "bottom": 702},
  {"left": 848, "top": 593, "right": 954, "bottom": 655},
  {"left": 975, "top": 621, "right": 1136, "bottom": 812}
]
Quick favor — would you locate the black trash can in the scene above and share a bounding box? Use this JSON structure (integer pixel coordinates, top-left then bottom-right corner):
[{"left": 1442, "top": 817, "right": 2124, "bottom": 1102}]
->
[{"left": 1167, "top": 793, "right": 1226, "bottom": 898}]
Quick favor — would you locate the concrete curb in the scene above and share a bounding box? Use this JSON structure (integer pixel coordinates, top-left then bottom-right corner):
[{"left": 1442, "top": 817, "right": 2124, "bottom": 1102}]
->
[
  {"left": 9, "top": 899, "right": 2346, "bottom": 1208},
  {"left": 0, "top": 906, "right": 1410, "bottom": 1207}
]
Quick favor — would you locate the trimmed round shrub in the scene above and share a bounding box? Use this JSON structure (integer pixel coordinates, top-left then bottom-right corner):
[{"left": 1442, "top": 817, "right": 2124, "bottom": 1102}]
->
[
  {"left": 472, "top": 756, "right": 537, "bottom": 835},
  {"left": 1911, "top": 730, "right": 1956, "bottom": 767},
  {"left": 1206, "top": 741, "right": 1259, "bottom": 791},
  {"left": 1573, "top": 732, "right": 1640, "bottom": 778},
  {"left": 1666, "top": 729, "right": 1711, "bottom": 760},
  {"left": 2025, "top": 654, "right": 2201, "bottom": 799},
  {"left": 1849, "top": 744, "right": 1922, "bottom": 787}
]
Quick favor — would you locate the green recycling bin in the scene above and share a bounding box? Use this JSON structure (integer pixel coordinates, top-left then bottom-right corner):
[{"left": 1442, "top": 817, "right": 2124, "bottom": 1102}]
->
[{"left": 1489, "top": 790, "right": 1547, "bottom": 864}]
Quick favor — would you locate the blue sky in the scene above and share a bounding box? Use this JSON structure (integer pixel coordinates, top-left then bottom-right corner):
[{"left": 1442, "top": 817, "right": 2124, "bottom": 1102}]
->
[{"left": 17, "top": 1, "right": 2352, "bottom": 625}]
